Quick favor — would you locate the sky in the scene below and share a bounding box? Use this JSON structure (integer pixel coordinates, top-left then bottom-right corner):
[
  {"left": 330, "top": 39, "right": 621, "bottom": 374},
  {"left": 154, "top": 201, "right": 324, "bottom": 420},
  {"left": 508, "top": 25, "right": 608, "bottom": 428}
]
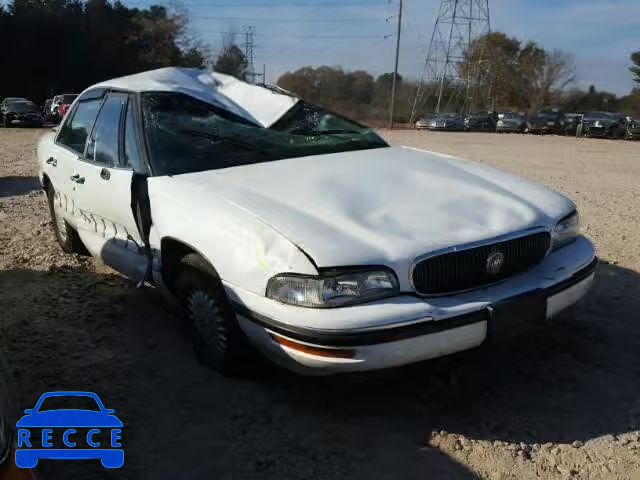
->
[{"left": 123, "top": 0, "right": 640, "bottom": 95}]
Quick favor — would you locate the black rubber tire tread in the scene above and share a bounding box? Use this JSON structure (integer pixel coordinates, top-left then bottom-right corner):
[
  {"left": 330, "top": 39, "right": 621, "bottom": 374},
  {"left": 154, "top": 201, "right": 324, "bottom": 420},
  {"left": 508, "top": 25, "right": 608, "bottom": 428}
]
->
[{"left": 174, "top": 253, "right": 253, "bottom": 374}]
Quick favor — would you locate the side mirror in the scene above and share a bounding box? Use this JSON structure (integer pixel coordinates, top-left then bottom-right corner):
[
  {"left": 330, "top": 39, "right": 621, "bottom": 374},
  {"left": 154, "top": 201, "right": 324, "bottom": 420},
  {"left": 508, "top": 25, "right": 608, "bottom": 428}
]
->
[
  {"left": 51, "top": 126, "right": 59, "bottom": 133},
  {"left": 105, "top": 409, "right": 115, "bottom": 414},
  {"left": 24, "top": 409, "right": 34, "bottom": 415}
]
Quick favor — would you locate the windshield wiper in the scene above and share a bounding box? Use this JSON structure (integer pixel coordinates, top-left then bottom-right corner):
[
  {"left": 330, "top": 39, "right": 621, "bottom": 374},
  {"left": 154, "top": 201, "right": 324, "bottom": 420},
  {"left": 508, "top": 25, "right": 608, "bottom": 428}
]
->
[{"left": 178, "top": 128, "right": 273, "bottom": 157}]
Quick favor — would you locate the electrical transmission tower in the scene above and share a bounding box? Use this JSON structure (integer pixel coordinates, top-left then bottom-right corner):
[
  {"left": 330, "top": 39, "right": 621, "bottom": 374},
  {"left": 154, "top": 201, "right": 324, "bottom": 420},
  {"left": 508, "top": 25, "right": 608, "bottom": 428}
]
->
[
  {"left": 410, "top": 0, "right": 491, "bottom": 123},
  {"left": 241, "top": 25, "right": 264, "bottom": 84}
]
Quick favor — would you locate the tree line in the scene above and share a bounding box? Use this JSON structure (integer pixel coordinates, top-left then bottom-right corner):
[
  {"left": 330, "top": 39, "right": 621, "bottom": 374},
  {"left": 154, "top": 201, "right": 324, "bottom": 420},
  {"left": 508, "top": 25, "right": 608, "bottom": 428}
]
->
[
  {"left": 276, "top": 33, "right": 640, "bottom": 125},
  {"left": 0, "top": 0, "right": 207, "bottom": 104}
]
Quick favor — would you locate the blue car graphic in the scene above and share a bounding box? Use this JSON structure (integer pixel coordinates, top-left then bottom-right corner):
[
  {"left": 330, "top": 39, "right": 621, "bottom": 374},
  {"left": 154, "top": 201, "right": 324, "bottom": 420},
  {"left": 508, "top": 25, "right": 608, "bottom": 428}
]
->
[{"left": 15, "top": 391, "right": 123, "bottom": 468}]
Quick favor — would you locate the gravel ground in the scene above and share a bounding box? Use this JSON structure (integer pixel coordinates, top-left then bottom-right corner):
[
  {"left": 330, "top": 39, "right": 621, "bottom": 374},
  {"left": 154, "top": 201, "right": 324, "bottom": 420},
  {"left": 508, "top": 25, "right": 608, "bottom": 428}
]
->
[{"left": 1, "top": 128, "right": 639, "bottom": 480}]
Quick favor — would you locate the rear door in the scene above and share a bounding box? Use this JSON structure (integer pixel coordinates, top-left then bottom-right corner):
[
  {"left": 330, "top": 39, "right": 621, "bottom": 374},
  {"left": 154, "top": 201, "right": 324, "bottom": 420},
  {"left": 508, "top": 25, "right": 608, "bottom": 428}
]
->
[{"left": 70, "top": 92, "right": 147, "bottom": 281}]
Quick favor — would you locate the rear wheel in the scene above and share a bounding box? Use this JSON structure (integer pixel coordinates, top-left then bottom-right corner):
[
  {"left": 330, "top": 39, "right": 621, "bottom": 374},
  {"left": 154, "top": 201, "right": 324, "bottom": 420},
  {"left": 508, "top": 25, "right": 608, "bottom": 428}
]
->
[
  {"left": 174, "top": 253, "right": 253, "bottom": 374},
  {"left": 46, "top": 184, "right": 85, "bottom": 254}
]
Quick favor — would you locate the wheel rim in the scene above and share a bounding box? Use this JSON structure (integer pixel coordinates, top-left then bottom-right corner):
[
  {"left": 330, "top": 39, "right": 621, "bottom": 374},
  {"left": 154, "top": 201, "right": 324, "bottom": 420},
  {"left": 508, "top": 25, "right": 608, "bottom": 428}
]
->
[
  {"left": 188, "top": 290, "right": 227, "bottom": 354},
  {"left": 51, "top": 191, "right": 68, "bottom": 243}
]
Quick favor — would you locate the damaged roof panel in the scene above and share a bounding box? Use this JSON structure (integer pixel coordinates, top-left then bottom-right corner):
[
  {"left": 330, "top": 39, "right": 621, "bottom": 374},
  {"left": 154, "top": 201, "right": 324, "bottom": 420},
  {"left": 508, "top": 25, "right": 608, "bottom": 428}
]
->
[{"left": 90, "top": 67, "right": 299, "bottom": 128}]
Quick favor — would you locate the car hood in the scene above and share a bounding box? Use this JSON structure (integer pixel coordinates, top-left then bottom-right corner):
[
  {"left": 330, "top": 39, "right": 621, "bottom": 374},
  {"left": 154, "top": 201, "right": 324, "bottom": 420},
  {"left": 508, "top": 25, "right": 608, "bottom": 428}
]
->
[{"left": 171, "top": 146, "right": 574, "bottom": 267}]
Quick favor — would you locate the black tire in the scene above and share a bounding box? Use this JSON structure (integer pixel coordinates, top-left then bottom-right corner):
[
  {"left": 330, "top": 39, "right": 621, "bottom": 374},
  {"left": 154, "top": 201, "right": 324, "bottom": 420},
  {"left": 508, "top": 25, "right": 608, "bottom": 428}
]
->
[
  {"left": 174, "top": 253, "right": 253, "bottom": 374},
  {"left": 46, "top": 184, "right": 86, "bottom": 254}
]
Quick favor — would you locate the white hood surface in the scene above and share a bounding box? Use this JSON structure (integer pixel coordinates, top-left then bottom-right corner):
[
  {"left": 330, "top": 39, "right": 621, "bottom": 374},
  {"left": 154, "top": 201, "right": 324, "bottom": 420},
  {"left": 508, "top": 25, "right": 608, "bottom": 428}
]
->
[
  {"left": 90, "top": 67, "right": 299, "bottom": 128},
  {"left": 172, "top": 146, "right": 574, "bottom": 268}
]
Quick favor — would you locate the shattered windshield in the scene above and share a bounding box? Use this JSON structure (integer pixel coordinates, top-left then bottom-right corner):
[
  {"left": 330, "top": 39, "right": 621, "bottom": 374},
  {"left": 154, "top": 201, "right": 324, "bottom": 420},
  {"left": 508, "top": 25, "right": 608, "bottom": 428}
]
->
[{"left": 142, "top": 92, "right": 388, "bottom": 176}]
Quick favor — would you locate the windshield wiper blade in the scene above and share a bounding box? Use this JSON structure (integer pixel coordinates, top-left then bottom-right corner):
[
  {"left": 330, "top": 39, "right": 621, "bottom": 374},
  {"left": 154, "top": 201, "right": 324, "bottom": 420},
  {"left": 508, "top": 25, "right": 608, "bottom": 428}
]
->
[{"left": 178, "top": 128, "right": 272, "bottom": 156}]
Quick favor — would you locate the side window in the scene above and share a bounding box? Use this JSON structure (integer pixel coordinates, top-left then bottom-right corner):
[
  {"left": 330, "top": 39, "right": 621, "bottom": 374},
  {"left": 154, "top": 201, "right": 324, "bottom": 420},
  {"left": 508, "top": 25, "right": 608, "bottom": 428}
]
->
[
  {"left": 57, "top": 98, "right": 102, "bottom": 154},
  {"left": 123, "top": 98, "right": 144, "bottom": 172},
  {"left": 86, "top": 93, "right": 126, "bottom": 166}
]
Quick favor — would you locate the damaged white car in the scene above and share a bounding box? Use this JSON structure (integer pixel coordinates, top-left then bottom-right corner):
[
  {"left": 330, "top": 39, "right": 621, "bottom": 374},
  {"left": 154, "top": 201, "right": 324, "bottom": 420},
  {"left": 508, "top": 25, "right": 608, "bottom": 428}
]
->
[{"left": 37, "top": 67, "right": 597, "bottom": 375}]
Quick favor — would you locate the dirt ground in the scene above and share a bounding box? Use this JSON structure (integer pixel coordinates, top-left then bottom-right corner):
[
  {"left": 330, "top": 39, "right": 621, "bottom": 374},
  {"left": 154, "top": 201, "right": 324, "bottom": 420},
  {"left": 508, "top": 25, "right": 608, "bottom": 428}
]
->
[{"left": 1, "top": 128, "right": 639, "bottom": 480}]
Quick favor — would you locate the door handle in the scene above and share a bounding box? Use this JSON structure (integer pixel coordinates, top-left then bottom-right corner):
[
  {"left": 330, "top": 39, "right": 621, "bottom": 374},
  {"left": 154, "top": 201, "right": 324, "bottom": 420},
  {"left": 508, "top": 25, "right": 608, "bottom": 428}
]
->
[
  {"left": 70, "top": 174, "right": 85, "bottom": 184},
  {"left": 45, "top": 157, "right": 57, "bottom": 167},
  {"left": 100, "top": 168, "right": 111, "bottom": 181}
]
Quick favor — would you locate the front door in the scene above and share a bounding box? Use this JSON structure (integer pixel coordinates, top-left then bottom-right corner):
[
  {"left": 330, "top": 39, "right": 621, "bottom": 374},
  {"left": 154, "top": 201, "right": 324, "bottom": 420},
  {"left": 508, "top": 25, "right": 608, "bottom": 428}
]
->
[
  {"left": 70, "top": 92, "right": 147, "bottom": 281},
  {"left": 48, "top": 90, "right": 105, "bottom": 234}
]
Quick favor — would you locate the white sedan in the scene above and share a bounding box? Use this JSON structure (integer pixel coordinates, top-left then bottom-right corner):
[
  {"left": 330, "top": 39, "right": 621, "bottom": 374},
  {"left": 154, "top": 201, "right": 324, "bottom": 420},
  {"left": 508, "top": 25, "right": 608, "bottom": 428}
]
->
[{"left": 37, "top": 67, "right": 597, "bottom": 375}]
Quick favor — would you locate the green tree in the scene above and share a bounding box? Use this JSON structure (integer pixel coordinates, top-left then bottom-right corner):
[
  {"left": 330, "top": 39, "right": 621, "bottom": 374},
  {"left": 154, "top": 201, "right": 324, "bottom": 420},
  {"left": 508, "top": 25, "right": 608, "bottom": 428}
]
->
[
  {"left": 631, "top": 51, "right": 640, "bottom": 84},
  {"left": 0, "top": 0, "right": 208, "bottom": 103},
  {"left": 214, "top": 43, "right": 248, "bottom": 80}
]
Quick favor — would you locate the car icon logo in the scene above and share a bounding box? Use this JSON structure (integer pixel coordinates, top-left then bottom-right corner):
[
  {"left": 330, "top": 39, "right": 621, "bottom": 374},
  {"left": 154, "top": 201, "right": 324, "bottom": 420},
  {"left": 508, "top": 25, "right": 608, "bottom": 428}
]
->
[
  {"left": 486, "top": 251, "right": 505, "bottom": 275},
  {"left": 15, "top": 391, "right": 123, "bottom": 469}
]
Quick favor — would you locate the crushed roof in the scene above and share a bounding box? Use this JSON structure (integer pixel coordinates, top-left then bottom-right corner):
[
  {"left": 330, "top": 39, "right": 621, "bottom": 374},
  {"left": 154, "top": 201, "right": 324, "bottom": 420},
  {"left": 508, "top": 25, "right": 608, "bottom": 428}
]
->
[{"left": 90, "top": 67, "right": 299, "bottom": 128}]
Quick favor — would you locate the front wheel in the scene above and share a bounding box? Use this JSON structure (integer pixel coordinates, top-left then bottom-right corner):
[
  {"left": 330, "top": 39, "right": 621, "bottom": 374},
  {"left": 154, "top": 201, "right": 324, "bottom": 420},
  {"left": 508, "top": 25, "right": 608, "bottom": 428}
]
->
[{"left": 174, "top": 254, "right": 254, "bottom": 374}]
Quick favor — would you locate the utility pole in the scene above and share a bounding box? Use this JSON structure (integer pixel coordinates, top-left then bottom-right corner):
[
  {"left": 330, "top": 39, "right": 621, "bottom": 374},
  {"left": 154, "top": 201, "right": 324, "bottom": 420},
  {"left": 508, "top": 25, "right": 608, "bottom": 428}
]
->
[{"left": 388, "top": 0, "right": 402, "bottom": 129}]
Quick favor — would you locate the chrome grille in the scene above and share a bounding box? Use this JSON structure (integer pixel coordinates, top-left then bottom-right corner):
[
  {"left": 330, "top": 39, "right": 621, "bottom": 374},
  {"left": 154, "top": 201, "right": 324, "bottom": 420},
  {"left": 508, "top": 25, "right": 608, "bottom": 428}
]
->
[{"left": 412, "top": 232, "right": 551, "bottom": 295}]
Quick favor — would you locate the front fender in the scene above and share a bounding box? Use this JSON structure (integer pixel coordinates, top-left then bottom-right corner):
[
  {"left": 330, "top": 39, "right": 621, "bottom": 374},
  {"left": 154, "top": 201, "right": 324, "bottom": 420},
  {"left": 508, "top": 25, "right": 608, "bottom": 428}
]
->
[{"left": 148, "top": 176, "right": 317, "bottom": 295}]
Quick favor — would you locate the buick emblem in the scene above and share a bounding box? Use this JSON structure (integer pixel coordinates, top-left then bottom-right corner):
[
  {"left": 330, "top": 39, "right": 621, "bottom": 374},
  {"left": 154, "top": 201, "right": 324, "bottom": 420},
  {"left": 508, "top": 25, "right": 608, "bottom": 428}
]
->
[{"left": 486, "top": 251, "right": 505, "bottom": 275}]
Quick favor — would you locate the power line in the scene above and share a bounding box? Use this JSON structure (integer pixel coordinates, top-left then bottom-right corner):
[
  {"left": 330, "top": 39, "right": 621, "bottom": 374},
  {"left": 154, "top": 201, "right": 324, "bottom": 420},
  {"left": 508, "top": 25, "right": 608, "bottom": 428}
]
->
[
  {"left": 126, "top": 0, "right": 381, "bottom": 7},
  {"left": 205, "top": 31, "right": 388, "bottom": 40},
  {"left": 185, "top": 15, "right": 384, "bottom": 22}
]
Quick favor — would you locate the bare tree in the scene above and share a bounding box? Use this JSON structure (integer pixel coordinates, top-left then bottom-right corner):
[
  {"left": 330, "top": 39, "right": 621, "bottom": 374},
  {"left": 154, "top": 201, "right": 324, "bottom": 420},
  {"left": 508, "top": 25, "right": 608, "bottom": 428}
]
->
[{"left": 527, "top": 49, "right": 576, "bottom": 110}]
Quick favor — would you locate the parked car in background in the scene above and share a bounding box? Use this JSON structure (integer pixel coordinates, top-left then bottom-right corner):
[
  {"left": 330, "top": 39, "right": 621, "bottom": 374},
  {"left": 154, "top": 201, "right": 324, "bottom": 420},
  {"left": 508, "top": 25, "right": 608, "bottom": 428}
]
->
[
  {"left": 562, "top": 113, "right": 582, "bottom": 136},
  {"left": 58, "top": 101, "right": 72, "bottom": 120},
  {"left": 527, "top": 109, "right": 565, "bottom": 135},
  {"left": 464, "top": 111, "right": 497, "bottom": 131},
  {"left": 42, "top": 99, "right": 54, "bottom": 122},
  {"left": 626, "top": 117, "right": 640, "bottom": 140},
  {"left": 51, "top": 93, "right": 78, "bottom": 121},
  {"left": 38, "top": 67, "right": 596, "bottom": 375},
  {"left": 496, "top": 112, "right": 527, "bottom": 133},
  {"left": 2, "top": 100, "right": 43, "bottom": 128},
  {"left": 424, "top": 112, "right": 465, "bottom": 131},
  {"left": 415, "top": 116, "right": 433, "bottom": 130},
  {"left": 577, "top": 112, "right": 627, "bottom": 139},
  {"left": 1, "top": 97, "right": 28, "bottom": 111}
]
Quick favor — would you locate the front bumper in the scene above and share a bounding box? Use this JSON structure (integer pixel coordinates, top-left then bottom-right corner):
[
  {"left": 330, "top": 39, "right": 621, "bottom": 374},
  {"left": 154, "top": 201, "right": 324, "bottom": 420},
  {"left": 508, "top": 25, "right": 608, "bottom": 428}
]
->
[
  {"left": 496, "top": 124, "right": 523, "bottom": 132},
  {"left": 227, "top": 236, "right": 596, "bottom": 374},
  {"left": 7, "top": 117, "right": 42, "bottom": 126}
]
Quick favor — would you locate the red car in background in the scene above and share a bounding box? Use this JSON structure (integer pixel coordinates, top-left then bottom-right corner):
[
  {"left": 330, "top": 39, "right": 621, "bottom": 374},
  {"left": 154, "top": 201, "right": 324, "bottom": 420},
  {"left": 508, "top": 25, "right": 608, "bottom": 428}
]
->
[
  {"left": 57, "top": 102, "right": 71, "bottom": 119},
  {"left": 50, "top": 94, "right": 78, "bottom": 122}
]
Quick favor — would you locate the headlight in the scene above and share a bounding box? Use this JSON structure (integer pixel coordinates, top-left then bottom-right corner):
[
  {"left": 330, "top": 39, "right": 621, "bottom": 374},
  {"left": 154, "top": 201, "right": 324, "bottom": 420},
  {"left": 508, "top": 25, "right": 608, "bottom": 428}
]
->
[
  {"left": 266, "top": 269, "right": 399, "bottom": 308},
  {"left": 552, "top": 210, "right": 580, "bottom": 249},
  {"left": 594, "top": 121, "right": 602, "bottom": 128}
]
